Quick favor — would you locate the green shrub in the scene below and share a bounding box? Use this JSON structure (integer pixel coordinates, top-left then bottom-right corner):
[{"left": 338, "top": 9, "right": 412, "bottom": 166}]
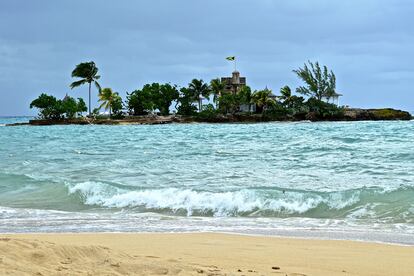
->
[
  {"left": 30, "top": 93, "right": 87, "bottom": 120},
  {"left": 197, "top": 104, "right": 219, "bottom": 120},
  {"left": 305, "top": 98, "right": 344, "bottom": 120}
]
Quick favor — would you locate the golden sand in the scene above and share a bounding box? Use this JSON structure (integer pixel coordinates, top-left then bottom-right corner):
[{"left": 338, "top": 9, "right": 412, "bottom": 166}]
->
[{"left": 1, "top": 233, "right": 413, "bottom": 275}]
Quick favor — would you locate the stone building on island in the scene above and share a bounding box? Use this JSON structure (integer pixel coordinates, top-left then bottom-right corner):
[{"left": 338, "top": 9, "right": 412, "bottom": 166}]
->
[
  {"left": 221, "top": 71, "right": 246, "bottom": 94},
  {"left": 220, "top": 70, "right": 256, "bottom": 112}
]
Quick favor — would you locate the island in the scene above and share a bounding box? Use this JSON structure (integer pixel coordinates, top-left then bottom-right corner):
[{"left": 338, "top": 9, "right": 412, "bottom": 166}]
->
[{"left": 12, "top": 60, "right": 412, "bottom": 126}]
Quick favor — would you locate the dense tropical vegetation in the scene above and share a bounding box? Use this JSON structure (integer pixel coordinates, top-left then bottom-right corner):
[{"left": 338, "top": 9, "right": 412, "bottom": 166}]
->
[
  {"left": 30, "top": 93, "right": 87, "bottom": 119},
  {"left": 30, "top": 60, "right": 349, "bottom": 122},
  {"left": 127, "top": 83, "right": 179, "bottom": 116}
]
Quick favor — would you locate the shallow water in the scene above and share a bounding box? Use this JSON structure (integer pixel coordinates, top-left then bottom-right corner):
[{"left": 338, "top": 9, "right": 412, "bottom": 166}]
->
[{"left": 1, "top": 117, "right": 413, "bottom": 244}]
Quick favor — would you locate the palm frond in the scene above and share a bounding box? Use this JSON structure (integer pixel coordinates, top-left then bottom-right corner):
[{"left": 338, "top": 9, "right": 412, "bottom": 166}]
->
[
  {"left": 70, "top": 79, "right": 87, "bottom": 89},
  {"left": 95, "top": 81, "right": 102, "bottom": 92}
]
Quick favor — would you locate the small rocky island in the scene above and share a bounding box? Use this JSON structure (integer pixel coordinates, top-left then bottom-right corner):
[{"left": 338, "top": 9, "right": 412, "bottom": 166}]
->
[
  {"left": 19, "top": 60, "right": 413, "bottom": 126},
  {"left": 8, "top": 107, "right": 408, "bottom": 127}
]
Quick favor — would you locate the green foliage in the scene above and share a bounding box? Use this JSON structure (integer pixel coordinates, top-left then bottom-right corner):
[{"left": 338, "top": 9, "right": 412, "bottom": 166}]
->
[
  {"left": 304, "top": 98, "right": 344, "bottom": 120},
  {"left": 61, "top": 96, "right": 78, "bottom": 119},
  {"left": 98, "top": 88, "right": 123, "bottom": 117},
  {"left": 126, "top": 83, "right": 179, "bottom": 116},
  {"left": 176, "top": 87, "right": 198, "bottom": 116},
  {"left": 217, "top": 93, "right": 238, "bottom": 114},
  {"left": 30, "top": 94, "right": 62, "bottom": 119},
  {"left": 151, "top": 83, "right": 179, "bottom": 115},
  {"left": 126, "top": 88, "right": 154, "bottom": 115},
  {"left": 70, "top": 61, "right": 101, "bottom": 90},
  {"left": 70, "top": 61, "right": 101, "bottom": 115},
  {"left": 279, "top": 86, "right": 292, "bottom": 102},
  {"left": 293, "top": 61, "right": 336, "bottom": 101},
  {"left": 251, "top": 88, "right": 276, "bottom": 113},
  {"left": 262, "top": 101, "right": 290, "bottom": 120},
  {"left": 188, "top": 79, "right": 210, "bottom": 112},
  {"left": 209, "top": 78, "right": 225, "bottom": 105},
  {"left": 196, "top": 104, "right": 219, "bottom": 120},
  {"left": 77, "top": 98, "right": 87, "bottom": 114},
  {"left": 92, "top": 107, "right": 101, "bottom": 116},
  {"left": 111, "top": 94, "right": 123, "bottom": 115},
  {"left": 278, "top": 85, "right": 306, "bottom": 116},
  {"left": 238, "top": 86, "right": 252, "bottom": 105},
  {"left": 30, "top": 93, "right": 87, "bottom": 119}
]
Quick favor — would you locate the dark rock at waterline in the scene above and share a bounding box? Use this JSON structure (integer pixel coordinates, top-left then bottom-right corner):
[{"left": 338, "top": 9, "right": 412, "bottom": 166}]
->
[
  {"left": 4, "top": 122, "right": 30, "bottom": 126},
  {"left": 343, "top": 108, "right": 412, "bottom": 121}
]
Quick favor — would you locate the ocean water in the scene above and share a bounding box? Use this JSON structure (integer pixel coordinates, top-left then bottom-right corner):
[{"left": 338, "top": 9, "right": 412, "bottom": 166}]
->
[{"left": 1, "top": 117, "right": 414, "bottom": 244}]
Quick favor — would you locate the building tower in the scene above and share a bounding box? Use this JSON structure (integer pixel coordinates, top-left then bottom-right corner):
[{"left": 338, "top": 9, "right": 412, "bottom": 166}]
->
[{"left": 221, "top": 71, "right": 246, "bottom": 94}]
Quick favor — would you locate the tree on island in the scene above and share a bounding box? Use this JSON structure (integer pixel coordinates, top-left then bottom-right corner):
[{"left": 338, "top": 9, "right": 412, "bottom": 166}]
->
[
  {"left": 176, "top": 87, "right": 198, "bottom": 116},
  {"left": 127, "top": 88, "right": 154, "bottom": 115},
  {"left": 251, "top": 88, "right": 276, "bottom": 113},
  {"left": 126, "top": 83, "right": 179, "bottom": 116},
  {"left": 217, "top": 93, "right": 237, "bottom": 114},
  {"left": 238, "top": 86, "right": 253, "bottom": 112},
  {"left": 30, "top": 93, "right": 87, "bottom": 119},
  {"left": 149, "top": 83, "right": 180, "bottom": 116},
  {"left": 210, "top": 78, "right": 225, "bottom": 107},
  {"left": 62, "top": 95, "right": 87, "bottom": 118},
  {"left": 188, "top": 79, "right": 211, "bottom": 112},
  {"left": 293, "top": 61, "right": 336, "bottom": 101},
  {"left": 70, "top": 61, "right": 101, "bottom": 116},
  {"left": 279, "top": 86, "right": 305, "bottom": 110},
  {"left": 279, "top": 86, "right": 293, "bottom": 103},
  {"left": 98, "top": 88, "right": 122, "bottom": 117}
]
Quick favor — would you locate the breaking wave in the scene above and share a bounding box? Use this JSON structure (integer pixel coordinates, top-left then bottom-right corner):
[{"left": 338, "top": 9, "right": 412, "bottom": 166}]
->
[{"left": 67, "top": 181, "right": 414, "bottom": 220}]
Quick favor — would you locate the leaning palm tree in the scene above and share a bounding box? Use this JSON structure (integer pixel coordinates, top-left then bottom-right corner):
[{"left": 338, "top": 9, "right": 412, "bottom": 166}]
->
[
  {"left": 210, "top": 78, "right": 225, "bottom": 107},
  {"left": 188, "top": 79, "right": 210, "bottom": 112},
  {"left": 251, "top": 88, "right": 276, "bottom": 113},
  {"left": 279, "top": 86, "right": 292, "bottom": 102},
  {"left": 98, "top": 88, "right": 118, "bottom": 117},
  {"left": 70, "top": 61, "right": 101, "bottom": 116}
]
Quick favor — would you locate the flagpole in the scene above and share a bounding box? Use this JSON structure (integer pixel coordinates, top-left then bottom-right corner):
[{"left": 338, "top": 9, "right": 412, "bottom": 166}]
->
[{"left": 234, "top": 59, "right": 236, "bottom": 71}]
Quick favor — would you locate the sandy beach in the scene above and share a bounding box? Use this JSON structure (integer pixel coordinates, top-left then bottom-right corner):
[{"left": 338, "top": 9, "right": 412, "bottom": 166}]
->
[{"left": 0, "top": 233, "right": 413, "bottom": 275}]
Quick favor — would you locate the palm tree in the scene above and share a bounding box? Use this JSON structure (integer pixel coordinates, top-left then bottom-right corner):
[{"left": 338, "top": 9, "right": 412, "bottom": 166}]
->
[
  {"left": 210, "top": 78, "right": 225, "bottom": 107},
  {"left": 279, "top": 86, "right": 292, "bottom": 102},
  {"left": 98, "top": 88, "right": 119, "bottom": 117},
  {"left": 251, "top": 88, "right": 276, "bottom": 113},
  {"left": 70, "top": 61, "right": 101, "bottom": 116},
  {"left": 188, "top": 79, "right": 210, "bottom": 112},
  {"left": 238, "top": 86, "right": 252, "bottom": 112}
]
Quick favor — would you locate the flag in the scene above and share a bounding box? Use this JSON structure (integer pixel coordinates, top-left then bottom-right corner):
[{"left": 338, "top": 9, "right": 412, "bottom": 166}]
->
[{"left": 226, "top": 56, "right": 235, "bottom": 61}]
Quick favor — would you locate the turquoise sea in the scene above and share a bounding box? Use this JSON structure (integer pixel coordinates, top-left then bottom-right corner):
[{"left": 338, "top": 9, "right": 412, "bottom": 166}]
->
[{"left": 1, "top": 117, "right": 413, "bottom": 244}]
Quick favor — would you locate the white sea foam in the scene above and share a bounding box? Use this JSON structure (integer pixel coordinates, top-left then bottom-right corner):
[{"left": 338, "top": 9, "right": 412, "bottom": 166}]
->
[{"left": 67, "top": 181, "right": 363, "bottom": 217}]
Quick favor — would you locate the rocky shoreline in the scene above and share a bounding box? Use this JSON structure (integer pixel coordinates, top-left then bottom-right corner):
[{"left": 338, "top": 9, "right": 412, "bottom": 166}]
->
[{"left": 5, "top": 108, "right": 412, "bottom": 126}]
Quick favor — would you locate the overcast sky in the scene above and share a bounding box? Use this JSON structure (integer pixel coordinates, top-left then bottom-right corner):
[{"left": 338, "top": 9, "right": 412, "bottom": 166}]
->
[{"left": 1, "top": 0, "right": 413, "bottom": 116}]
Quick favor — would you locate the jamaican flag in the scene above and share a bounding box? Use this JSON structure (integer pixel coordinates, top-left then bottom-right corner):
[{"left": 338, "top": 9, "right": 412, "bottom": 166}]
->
[{"left": 226, "top": 56, "right": 235, "bottom": 61}]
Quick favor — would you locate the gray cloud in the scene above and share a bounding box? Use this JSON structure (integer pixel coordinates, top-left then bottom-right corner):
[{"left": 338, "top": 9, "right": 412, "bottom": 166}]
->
[{"left": 1, "top": 0, "right": 413, "bottom": 115}]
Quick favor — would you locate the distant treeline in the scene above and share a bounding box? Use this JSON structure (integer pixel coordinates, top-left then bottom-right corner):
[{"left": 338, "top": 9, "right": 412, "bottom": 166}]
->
[{"left": 30, "top": 60, "right": 344, "bottom": 121}]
